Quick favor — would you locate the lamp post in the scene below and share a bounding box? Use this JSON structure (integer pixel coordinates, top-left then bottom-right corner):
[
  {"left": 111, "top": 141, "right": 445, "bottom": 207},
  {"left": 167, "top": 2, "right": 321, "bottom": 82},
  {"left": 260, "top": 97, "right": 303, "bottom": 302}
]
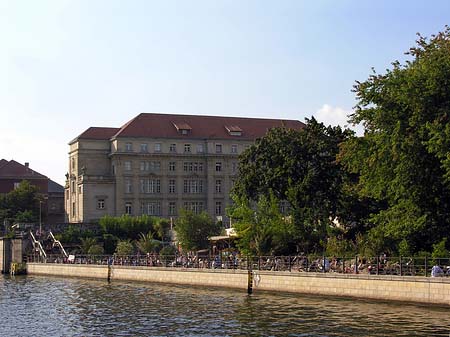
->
[{"left": 39, "top": 200, "right": 42, "bottom": 238}]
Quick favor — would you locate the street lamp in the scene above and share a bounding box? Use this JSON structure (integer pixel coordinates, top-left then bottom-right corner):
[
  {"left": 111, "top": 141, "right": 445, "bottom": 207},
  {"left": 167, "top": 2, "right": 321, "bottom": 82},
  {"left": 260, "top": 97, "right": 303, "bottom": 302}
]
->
[
  {"left": 39, "top": 200, "right": 42, "bottom": 238},
  {"left": 39, "top": 195, "right": 48, "bottom": 238}
]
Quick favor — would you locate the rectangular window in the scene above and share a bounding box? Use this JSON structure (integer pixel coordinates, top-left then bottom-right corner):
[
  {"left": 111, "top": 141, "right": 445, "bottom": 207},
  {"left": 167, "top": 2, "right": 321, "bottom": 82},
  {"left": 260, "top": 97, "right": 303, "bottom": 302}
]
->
[
  {"left": 184, "top": 144, "right": 191, "bottom": 153},
  {"left": 215, "top": 144, "right": 222, "bottom": 153},
  {"left": 125, "top": 142, "right": 133, "bottom": 152},
  {"left": 141, "top": 202, "right": 161, "bottom": 216},
  {"left": 169, "top": 202, "right": 176, "bottom": 216},
  {"left": 215, "top": 179, "right": 222, "bottom": 193},
  {"left": 231, "top": 144, "right": 238, "bottom": 154},
  {"left": 78, "top": 186, "right": 82, "bottom": 194},
  {"left": 183, "top": 179, "right": 203, "bottom": 194},
  {"left": 125, "top": 179, "right": 132, "bottom": 193},
  {"left": 215, "top": 201, "right": 222, "bottom": 215},
  {"left": 14, "top": 182, "right": 20, "bottom": 189},
  {"left": 125, "top": 202, "right": 132, "bottom": 215},
  {"left": 196, "top": 144, "right": 204, "bottom": 153},
  {"left": 71, "top": 180, "right": 75, "bottom": 192},
  {"left": 140, "top": 143, "right": 148, "bottom": 152},
  {"left": 72, "top": 202, "right": 76, "bottom": 217},
  {"left": 232, "top": 162, "right": 238, "bottom": 173},
  {"left": 154, "top": 143, "right": 162, "bottom": 152},
  {"left": 140, "top": 179, "right": 161, "bottom": 194},
  {"left": 140, "top": 162, "right": 145, "bottom": 171},
  {"left": 169, "top": 179, "right": 176, "bottom": 193},
  {"left": 150, "top": 161, "right": 161, "bottom": 172},
  {"left": 71, "top": 157, "right": 75, "bottom": 169},
  {"left": 112, "top": 164, "right": 116, "bottom": 175},
  {"left": 169, "top": 144, "right": 177, "bottom": 153},
  {"left": 124, "top": 161, "right": 132, "bottom": 171},
  {"left": 169, "top": 162, "right": 176, "bottom": 171},
  {"left": 183, "top": 201, "right": 204, "bottom": 214},
  {"left": 215, "top": 162, "right": 222, "bottom": 172},
  {"left": 97, "top": 199, "right": 105, "bottom": 209}
]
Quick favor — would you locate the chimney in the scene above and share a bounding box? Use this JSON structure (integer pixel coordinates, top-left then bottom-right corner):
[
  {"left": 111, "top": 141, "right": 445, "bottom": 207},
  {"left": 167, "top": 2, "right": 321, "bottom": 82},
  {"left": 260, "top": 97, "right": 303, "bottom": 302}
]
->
[{"left": 25, "top": 162, "right": 29, "bottom": 168}]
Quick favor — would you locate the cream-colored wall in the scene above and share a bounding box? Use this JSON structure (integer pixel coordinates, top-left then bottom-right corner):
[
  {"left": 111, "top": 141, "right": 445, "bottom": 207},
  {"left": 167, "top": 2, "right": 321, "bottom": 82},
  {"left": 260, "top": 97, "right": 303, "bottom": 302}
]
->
[{"left": 27, "top": 264, "right": 450, "bottom": 306}]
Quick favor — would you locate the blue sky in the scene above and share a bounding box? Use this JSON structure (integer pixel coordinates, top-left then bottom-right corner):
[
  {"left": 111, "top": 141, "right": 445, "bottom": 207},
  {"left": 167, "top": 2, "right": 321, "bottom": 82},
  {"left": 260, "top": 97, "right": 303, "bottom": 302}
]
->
[{"left": 1, "top": 0, "right": 449, "bottom": 185}]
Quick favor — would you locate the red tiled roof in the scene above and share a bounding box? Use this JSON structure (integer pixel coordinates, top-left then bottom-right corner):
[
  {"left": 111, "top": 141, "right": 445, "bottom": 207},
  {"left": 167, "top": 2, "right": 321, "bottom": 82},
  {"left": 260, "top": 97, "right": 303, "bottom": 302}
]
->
[
  {"left": 0, "top": 160, "right": 47, "bottom": 179},
  {"left": 112, "top": 113, "right": 304, "bottom": 140},
  {"left": 69, "top": 127, "right": 121, "bottom": 144}
]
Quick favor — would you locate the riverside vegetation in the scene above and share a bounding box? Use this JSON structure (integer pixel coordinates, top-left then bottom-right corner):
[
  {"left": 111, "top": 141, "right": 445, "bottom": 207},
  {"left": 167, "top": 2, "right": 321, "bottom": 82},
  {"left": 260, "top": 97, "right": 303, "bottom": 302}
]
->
[{"left": 4, "top": 28, "right": 450, "bottom": 261}]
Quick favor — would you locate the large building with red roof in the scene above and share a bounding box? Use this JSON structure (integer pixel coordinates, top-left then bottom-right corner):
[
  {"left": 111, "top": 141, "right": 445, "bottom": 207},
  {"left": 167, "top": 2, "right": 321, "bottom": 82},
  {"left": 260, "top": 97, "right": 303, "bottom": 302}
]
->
[
  {"left": 66, "top": 113, "right": 304, "bottom": 224},
  {"left": 0, "top": 159, "right": 65, "bottom": 224}
]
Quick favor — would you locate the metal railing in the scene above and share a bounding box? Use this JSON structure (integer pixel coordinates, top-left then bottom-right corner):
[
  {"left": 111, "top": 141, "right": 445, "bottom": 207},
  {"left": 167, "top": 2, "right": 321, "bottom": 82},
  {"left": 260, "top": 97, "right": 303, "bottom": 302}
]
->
[{"left": 27, "top": 254, "right": 450, "bottom": 278}]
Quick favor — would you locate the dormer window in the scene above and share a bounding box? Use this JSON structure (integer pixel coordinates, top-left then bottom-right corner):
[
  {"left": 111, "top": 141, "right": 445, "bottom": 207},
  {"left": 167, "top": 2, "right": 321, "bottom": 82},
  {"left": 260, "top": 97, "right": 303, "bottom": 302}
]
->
[
  {"left": 173, "top": 122, "right": 192, "bottom": 135},
  {"left": 225, "top": 125, "right": 243, "bottom": 136}
]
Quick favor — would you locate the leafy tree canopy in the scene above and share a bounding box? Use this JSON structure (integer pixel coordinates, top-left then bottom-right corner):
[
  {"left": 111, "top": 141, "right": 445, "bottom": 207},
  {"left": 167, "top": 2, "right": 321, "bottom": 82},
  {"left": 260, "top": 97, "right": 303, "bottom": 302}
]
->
[
  {"left": 175, "top": 210, "right": 221, "bottom": 252},
  {"left": 0, "top": 180, "right": 40, "bottom": 223},
  {"left": 339, "top": 27, "right": 450, "bottom": 254}
]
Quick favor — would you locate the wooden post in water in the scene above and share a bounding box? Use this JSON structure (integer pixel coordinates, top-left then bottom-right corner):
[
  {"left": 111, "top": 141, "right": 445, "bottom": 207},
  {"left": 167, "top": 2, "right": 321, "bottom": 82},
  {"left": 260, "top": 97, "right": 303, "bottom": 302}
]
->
[{"left": 247, "top": 257, "right": 253, "bottom": 294}]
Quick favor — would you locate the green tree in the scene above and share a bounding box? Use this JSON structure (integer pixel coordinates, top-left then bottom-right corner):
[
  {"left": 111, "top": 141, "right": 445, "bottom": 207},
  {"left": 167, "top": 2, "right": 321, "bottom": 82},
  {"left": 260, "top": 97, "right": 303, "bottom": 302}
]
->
[
  {"left": 229, "top": 192, "right": 295, "bottom": 256},
  {"left": 88, "top": 244, "right": 105, "bottom": 255},
  {"left": 175, "top": 210, "right": 221, "bottom": 251},
  {"left": 234, "top": 119, "right": 356, "bottom": 254},
  {"left": 0, "top": 180, "right": 40, "bottom": 222},
  {"left": 115, "top": 240, "right": 134, "bottom": 256},
  {"left": 339, "top": 27, "right": 450, "bottom": 254},
  {"left": 99, "top": 214, "right": 157, "bottom": 240},
  {"left": 136, "top": 232, "right": 161, "bottom": 254},
  {"left": 80, "top": 237, "right": 97, "bottom": 254}
]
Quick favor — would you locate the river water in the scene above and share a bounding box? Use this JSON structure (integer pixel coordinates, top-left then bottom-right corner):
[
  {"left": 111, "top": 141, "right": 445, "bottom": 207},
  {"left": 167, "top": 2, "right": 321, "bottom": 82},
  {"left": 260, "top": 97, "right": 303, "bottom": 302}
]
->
[{"left": 0, "top": 275, "right": 449, "bottom": 337}]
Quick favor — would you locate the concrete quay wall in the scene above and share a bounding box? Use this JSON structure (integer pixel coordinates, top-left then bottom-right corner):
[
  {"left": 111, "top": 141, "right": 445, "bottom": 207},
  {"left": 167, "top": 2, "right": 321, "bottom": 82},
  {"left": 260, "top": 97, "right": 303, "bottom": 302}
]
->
[{"left": 27, "top": 263, "right": 450, "bottom": 306}]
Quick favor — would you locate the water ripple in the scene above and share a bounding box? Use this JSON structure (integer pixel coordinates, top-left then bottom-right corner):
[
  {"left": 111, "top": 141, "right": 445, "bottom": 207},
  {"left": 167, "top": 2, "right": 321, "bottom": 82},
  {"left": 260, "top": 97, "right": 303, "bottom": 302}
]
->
[{"left": 0, "top": 275, "right": 449, "bottom": 336}]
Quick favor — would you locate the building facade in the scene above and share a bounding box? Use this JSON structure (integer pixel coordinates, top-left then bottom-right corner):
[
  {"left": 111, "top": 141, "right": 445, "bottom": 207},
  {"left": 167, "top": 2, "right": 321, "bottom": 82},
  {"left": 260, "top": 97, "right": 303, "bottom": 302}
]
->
[
  {"left": 0, "top": 159, "right": 65, "bottom": 224},
  {"left": 65, "top": 113, "right": 304, "bottom": 224}
]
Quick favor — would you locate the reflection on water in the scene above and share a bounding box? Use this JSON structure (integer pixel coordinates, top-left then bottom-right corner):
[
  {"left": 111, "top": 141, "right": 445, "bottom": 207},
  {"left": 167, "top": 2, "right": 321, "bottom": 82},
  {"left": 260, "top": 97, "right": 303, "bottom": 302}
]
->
[{"left": 0, "top": 275, "right": 449, "bottom": 336}]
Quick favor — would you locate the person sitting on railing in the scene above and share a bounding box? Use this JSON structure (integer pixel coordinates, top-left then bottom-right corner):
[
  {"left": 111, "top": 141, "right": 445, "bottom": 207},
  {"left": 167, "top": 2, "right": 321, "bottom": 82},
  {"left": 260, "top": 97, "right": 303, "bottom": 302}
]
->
[{"left": 431, "top": 264, "right": 444, "bottom": 277}]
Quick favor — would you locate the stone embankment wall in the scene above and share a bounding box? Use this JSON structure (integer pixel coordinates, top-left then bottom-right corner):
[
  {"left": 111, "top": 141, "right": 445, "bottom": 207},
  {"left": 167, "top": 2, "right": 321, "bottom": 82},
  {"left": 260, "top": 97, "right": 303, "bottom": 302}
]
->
[{"left": 27, "top": 263, "right": 450, "bottom": 306}]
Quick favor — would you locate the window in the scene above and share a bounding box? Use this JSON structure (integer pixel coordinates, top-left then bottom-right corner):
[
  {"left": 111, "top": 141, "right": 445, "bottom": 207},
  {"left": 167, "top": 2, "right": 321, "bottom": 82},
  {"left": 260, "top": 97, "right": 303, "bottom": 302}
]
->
[
  {"left": 71, "top": 157, "right": 75, "bottom": 169},
  {"left": 125, "top": 202, "right": 132, "bottom": 215},
  {"left": 183, "top": 179, "right": 203, "bottom": 194},
  {"left": 125, "top": 179, "right": 132, "bottom": 193},
  {"left": 231, "top": 144, "right": 238, "bottom": 154},
  {"left": 183, "top": 201, "right": 204, "bottom": 214},
  {"left": 215, "top": 144, "right": 222, "bottom": 153},
  {"left": 140, "top": 161, "right": 161, "bottom": 172},
  {"left": 97, "top": 199, "right": 105, "bottom": 209},
  {"left": 78, "top": 186, "right": 82, "bottom": 194},
  {"left": 140, "top": 179, "right": 161, "bottom": 194},
  {"left": 215, "top": 162, "right": 222, "bottom": 172},
  {"left": 140, "top": 143, "right": 148, "bottom": 152},
  {"left": 169, "top": 144, "right": 177, "bottom": 153},
  {"left": 196, "top": 144, "right": 204, "bottom": 153},
  {"left": 124, "top": 161, "right": 132, "bottom": 171},
  {"left": 72, "top": 202, "right": 76, "bottom": 217},
  {"left": 184, "top": 144, "right": 191, "bottom": 153},
  {"left": 125, "top": 142, "right": 133, "bottom": 152},
  {"left": 215, "top": 201, "right": 222, "bottom": 215},
  {"left": 154, "top": 143, "right": 162, "bottom": 152},
  {"left": 71, "top": 181, "right": 75, "bottom": 192},
  {"left": 112, "top": 164, "right": 116, "bottom": 175},
  {"left": 183, "top": 162, "right": 203, "bottom": 172},
  {"left": 232, "top": 162, "right": 238, "bottom": 173},
  {"left": 13, "top": 182, "right": 20, "bottom": 189},
  {"left": 169, "top": 202, "right": 176, "bottom": 216},
  {"left": 169, "top": 179, "right": 176, "bottom": 193},
  {"left": 169, "top": 162, "right": 176, "bottom": 171},
  {"left": 141, "top": 201, "right": 161, "bottom": 216},
  {"left": 215, "top": 179, "right": 222, "bottom": 193}
]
